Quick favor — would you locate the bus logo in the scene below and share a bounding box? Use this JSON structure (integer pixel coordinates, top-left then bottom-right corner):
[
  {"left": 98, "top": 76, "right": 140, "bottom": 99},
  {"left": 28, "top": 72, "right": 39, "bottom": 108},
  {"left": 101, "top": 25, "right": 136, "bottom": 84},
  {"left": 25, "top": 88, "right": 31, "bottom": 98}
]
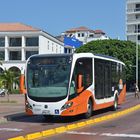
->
[
  {"left": 44, "top": 105, "right": 48, "bottom": 108},
  {"left": 55, "top": 109, "right": 59, "bottom": 114}
]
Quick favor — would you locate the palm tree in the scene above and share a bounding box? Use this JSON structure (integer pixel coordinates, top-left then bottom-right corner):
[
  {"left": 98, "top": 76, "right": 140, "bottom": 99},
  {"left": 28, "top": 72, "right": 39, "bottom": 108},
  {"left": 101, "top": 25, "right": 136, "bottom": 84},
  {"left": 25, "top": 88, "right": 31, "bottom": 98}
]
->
[
  {"left": 0, "top": 68, "right": 20, "bottom": 102},
  {"left": 0, "top": 69, "right": 17, "bottom": 94}
]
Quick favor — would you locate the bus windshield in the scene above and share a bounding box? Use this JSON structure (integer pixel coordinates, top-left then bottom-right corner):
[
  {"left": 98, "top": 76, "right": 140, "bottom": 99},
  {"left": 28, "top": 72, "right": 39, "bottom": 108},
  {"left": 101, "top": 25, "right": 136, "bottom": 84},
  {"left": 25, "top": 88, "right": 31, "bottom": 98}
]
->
[{"left": 27, "top": 55, "right": 72, "bottom": 102}]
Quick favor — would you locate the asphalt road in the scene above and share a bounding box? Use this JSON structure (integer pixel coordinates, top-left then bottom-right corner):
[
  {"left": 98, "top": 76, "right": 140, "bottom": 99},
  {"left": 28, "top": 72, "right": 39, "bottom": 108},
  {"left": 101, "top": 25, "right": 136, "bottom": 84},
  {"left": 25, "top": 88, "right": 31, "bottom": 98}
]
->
[
  {"left": 0, "top": 93, "right": 140, "bottom": 140},
  {"left": 46, "top": 108, "right": 140, "bottom": 140}
]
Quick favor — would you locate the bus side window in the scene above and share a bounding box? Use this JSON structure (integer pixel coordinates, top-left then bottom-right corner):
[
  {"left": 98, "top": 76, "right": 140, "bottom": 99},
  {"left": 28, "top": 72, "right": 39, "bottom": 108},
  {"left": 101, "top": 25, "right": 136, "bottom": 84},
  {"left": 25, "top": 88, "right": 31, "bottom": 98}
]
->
[{"left": 75, "top": 58, "right": 92, "bottom": 91}]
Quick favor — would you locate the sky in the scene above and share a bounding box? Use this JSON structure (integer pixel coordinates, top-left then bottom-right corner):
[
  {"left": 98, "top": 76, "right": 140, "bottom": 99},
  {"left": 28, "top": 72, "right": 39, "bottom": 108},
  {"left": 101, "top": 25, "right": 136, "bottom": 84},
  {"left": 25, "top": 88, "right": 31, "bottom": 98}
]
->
[{"left": 0, "top": 0, "right": 126, "bottom": 40}]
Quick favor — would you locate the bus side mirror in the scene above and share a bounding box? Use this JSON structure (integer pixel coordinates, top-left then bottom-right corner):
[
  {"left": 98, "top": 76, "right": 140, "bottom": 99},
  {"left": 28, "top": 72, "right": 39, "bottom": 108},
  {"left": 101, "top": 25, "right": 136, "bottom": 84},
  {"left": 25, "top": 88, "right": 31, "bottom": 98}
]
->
[
  {"left": 77, "top": 74, "right": 84, "bottom": 94},
  {"left": 20, "top": 74, "right": 27, "bottom": 94}
]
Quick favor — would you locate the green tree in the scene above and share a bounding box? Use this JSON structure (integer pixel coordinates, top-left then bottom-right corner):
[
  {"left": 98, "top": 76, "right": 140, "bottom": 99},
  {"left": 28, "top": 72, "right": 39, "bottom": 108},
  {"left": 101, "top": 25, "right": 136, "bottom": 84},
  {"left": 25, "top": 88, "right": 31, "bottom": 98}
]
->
[
  {"left": 0, "top": 69, "right": 19, "bottom": 94},
  {"left": 76, "top": 39, "right": 140, "bottom": 90}
]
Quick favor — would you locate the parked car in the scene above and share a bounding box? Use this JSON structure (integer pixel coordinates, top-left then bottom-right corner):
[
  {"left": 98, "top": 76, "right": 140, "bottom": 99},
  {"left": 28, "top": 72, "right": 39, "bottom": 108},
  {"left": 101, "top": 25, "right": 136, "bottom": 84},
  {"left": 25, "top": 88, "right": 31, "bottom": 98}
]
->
[{"left": 0, "top": 89, "right": 7, "bottom": 97}]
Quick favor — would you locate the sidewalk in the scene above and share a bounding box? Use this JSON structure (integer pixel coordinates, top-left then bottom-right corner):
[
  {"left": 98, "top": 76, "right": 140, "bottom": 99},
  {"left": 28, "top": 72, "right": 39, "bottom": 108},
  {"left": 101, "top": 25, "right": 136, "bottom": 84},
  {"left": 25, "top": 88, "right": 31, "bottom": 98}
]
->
[{"left": 0, "top": 94, "right": 25, "bottom": 123}]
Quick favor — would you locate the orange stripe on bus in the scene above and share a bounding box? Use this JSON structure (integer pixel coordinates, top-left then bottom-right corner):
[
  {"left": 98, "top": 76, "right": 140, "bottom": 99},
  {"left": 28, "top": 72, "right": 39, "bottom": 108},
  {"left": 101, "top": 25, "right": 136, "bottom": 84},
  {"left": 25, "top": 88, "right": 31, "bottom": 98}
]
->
[
  {"left": 61, "top": 90, "right": 93, "bottom": 116},
  {"left": 118, "top": 84, "right": 126, "bottom": 104},
  {"left": 61, "top": 85, "right": 126, "bottom": 116},
  {"left": 20, "top": 74, "right": 27, "bottom": 94}
]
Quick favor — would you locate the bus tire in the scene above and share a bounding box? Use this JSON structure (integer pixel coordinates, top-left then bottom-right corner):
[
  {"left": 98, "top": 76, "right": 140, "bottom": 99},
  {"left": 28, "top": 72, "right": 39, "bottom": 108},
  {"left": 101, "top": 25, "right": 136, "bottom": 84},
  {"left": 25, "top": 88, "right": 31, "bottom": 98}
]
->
[
  {"left": 112, "top": 96, "right": 118, "bottom": 111},
  {"left": 84, "top": 99, "right": 93, "bottom": 119}
]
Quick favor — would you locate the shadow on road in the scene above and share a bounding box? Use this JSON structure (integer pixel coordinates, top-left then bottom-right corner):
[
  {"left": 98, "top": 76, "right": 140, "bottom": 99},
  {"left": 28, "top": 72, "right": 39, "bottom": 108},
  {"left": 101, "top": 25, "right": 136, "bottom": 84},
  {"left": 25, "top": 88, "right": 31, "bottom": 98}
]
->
[{"left": 4, "top": 106, "right": 122, "bottom": 125}]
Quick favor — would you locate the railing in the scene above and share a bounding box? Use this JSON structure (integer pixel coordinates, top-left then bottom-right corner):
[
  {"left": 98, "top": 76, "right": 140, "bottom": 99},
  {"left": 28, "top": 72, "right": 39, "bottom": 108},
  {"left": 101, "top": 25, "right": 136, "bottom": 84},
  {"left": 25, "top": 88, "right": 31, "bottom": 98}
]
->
[
  {"left": 127, "top": 29, "right": 140, "bottom": 33},
  {"left": 127, "top": 0, "right": 140, "bottom": 4},
  {"left": 127, "top": 8, "right": 140, "bottom": 13},
  {"left": 127, "top": 18, "right": 140, "bottom": 22}
]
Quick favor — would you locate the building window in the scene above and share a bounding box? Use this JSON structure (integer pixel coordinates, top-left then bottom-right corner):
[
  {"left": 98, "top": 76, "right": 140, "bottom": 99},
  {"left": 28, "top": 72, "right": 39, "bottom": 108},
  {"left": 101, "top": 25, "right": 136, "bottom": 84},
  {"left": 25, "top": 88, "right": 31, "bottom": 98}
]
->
[
  {"left": 60, "top": 46, "right": 61, "bottom": 53},
  {"left": 26, "top": 51, "right": 38, "bottom": 60},
  {"left": 26, "top": 37, "right": 39, "bottom": 46},
  {"left": 138, "top": 35, "right": 140, "bottom": 40},
  {"left": 0, "top": 37, "right": 5, "bottom": 47},
  {"left": 89, "top": 34, "right": 94, "bottom": 37},
  {"left": 56, "top": 45, "right": 58, "bottom": 53},
  {"left": 64, "top": 48, "right": 67, "bottom": 53},
  {"left": 9, "top": 37, "right": 21, "bottom": 46},
  {"left": 0, "top": 51, "right": 5, "bottom": 60},
  {"left": 82, "top": 33, "right": 85, "bottom": 37},
  {"left": 69, "top": 34, "right": 73, "bottom": 37},
  {"left": 136, "top": 14, "right": 140, "bottom": 19},
  {"left": 52, "top": 43, "right": 54, "bottom": 51},
  {"left": 9, "top": 51, "right": 21, "bottom": 60},
  {"left": 9, "top": 37, "right": 21, "bottom": 47},
  {"left": 78, "top": 33, "right": 80, "bottom": 37},
  {"left": 48, "top": 41, "right": 49, "bottom": 50},
  {"left": 136, "top": 4, "right": 140, "bottom": 11}
]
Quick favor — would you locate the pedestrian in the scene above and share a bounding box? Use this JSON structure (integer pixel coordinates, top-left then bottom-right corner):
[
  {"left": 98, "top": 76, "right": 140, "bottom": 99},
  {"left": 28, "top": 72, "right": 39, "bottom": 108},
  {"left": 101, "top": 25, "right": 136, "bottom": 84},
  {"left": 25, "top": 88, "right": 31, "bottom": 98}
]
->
[{"left": 135, "top": 83, "right": 139, "bottom": 99}]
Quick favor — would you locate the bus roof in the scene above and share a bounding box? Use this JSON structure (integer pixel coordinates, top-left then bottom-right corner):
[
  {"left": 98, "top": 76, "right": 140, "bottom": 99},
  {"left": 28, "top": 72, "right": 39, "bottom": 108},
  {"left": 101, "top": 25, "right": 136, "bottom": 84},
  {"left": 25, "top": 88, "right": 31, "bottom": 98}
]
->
[
  {"left": 94, "top": 54, "right": 119, "bottom": 61},
  {"left": 28, "top": 53, "right": 125, "bottom": 65}
]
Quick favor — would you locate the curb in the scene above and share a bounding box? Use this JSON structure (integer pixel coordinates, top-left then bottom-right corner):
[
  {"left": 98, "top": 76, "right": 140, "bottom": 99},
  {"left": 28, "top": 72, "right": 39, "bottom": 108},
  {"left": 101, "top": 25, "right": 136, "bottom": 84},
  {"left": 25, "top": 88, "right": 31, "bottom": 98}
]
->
[{"left": 8, "top": 104, "right": 140, "bottom": 140}]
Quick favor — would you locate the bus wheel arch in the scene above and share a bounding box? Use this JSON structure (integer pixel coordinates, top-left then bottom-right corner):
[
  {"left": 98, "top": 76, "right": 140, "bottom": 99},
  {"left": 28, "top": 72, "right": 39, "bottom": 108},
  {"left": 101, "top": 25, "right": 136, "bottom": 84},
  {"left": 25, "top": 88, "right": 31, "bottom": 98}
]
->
[
  {"left": 112, "top": 91, "right": 119, "bottom": 111},
  {"left": 84, "top": 97, "right": 93, "bottom": 119}
]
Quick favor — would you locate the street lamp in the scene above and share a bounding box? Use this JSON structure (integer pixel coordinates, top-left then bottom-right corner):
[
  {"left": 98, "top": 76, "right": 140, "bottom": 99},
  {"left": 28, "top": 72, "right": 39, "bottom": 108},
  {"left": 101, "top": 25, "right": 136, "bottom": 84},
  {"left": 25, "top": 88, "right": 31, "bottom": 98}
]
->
[{"left": 136, "top": 25, "right": 139, "bottom": 87}]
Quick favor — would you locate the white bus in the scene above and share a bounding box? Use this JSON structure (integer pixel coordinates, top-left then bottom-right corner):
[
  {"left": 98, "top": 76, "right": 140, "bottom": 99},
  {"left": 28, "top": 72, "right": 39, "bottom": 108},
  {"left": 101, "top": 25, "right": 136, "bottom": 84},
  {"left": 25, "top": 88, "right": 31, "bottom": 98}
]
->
[{"left": 20, "top": 53, "right": 126, "bottom": 118}]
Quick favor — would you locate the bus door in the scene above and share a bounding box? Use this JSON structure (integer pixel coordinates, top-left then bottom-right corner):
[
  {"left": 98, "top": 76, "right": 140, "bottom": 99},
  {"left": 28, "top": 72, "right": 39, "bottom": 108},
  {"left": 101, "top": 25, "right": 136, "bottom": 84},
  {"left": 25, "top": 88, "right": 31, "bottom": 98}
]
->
[
  {"left": 104, "top": 62, "right": 112, "bottom": 98},
  {"left": 95, "top": 61, "right": 104, "bottom": 99},
  {"left": 95, "top": 59, "right": 112, "bottom": 100}
]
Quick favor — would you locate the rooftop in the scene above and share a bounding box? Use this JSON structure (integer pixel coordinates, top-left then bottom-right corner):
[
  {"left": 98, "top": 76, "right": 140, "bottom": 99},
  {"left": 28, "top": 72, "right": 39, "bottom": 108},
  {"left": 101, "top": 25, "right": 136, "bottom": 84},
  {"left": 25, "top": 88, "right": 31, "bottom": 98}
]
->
[
  {"left": 66, "top": 26, "right": 92, "bottom": 33},
  {"left": 94, "top": 30, "right": 105, "bottom": 34},
  {"left": 65, "top": 26, "right": 105, "bottom": 34},
  {"left": 0, "top": 23, "right": 40, "bottom": 32}
]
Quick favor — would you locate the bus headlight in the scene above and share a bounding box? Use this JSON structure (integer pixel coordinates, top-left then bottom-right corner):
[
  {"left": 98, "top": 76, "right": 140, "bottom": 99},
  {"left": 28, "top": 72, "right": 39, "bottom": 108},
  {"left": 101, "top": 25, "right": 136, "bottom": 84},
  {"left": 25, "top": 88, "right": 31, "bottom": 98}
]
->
[
  {"left": 61, "top": 102, "right": 73, "bottom": 111},
  {"left": 26, "top": 102, "right": 32, "bottom": 109}
]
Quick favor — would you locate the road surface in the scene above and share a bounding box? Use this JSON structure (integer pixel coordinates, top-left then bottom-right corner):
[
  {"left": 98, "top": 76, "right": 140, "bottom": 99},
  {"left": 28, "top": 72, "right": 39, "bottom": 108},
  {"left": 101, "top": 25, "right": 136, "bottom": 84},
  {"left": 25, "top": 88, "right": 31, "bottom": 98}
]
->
[{"left": 0, "top": 93, "right": 140, "bottom": 140}]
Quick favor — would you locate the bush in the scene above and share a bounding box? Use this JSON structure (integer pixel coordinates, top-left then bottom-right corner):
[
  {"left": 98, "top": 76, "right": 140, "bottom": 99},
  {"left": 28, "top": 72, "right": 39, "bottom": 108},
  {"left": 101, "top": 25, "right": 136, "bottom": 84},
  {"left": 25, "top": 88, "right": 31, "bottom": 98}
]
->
[{"left": 11, "top": 89, "right": 20, "bottom": 94}]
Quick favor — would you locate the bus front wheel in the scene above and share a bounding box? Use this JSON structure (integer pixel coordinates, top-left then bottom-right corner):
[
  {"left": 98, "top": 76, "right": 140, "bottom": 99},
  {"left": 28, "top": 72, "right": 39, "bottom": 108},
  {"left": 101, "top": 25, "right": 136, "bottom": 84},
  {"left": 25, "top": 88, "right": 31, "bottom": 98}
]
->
[{"left": 84, "top": 99, "right": 93, "bottom": 119}]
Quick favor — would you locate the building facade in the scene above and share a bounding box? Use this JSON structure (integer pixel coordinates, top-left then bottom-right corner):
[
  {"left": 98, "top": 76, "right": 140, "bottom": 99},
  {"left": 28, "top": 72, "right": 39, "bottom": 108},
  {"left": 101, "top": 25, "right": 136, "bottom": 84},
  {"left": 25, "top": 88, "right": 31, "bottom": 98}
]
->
[
  {"left": 0, "top": 23, "right": 66, "bottom": 73},
  {"left": 62, "top": 26, "right": 109, "bottom": 45},
  {"left": 126, "top": 0, "right": 140, "bottom": 43}
]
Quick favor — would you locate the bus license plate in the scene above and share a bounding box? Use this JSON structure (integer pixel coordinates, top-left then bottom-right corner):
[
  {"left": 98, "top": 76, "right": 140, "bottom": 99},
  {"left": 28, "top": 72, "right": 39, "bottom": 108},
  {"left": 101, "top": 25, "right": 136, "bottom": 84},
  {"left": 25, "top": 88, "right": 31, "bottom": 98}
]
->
[{"left": 42, "top": 110, "right": 50, "bottom": 115}]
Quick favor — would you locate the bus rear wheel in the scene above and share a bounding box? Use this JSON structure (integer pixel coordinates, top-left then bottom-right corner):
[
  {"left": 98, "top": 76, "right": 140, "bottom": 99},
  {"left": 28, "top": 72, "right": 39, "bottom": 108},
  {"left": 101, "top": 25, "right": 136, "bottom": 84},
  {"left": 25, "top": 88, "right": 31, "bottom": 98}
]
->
[
  {"left": 84, "top": 99, "right": 93, "bottom": 119},
  {"left": 112, "top": 96, "right": 118, "bottom": 111}
]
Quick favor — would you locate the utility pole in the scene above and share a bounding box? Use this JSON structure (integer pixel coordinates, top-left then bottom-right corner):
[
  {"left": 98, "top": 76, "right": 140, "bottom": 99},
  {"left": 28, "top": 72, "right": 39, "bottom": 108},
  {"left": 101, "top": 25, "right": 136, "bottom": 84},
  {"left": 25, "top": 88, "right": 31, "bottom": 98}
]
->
[{"left": 136, "top": 24, "right": 139, "bottom": 87}]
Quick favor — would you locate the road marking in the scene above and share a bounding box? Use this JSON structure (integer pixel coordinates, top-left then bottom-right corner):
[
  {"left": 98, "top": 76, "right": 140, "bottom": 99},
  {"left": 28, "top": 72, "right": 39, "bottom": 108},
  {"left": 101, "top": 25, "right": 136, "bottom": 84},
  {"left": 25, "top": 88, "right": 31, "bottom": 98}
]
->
[
  {"left": 8, "top": 104, "right": 140, "bottom": 140},
  {"left": 101, "top": 133, "right": 140, "bottom": 138},
  {"left": 67, "top": 131, "right": 140, "bottom": 139},
  {"left": 67, "top": 131, "right": 97, "bottom": 136},
  {"left": 0, "top": 128, "right": 23, "bottom": 132}
]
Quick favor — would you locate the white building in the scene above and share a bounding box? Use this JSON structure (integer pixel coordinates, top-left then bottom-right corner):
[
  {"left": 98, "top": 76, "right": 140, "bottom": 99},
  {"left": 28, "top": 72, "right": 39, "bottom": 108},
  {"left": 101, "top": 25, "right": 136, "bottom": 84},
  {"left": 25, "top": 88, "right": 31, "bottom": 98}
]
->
[
  {"left": 126, "top": 0, "right": 140, "bottom": 43},
  {"left": 0, "top": 23, "right": 66, "bottom": 73},
  {"left": 62, "top": 26, "right": 109, "bottom": 44}
]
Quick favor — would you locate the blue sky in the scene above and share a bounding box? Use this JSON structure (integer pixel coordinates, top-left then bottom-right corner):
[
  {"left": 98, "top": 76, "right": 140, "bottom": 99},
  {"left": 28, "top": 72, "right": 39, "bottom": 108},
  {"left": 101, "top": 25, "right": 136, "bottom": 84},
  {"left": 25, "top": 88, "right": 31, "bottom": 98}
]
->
[{"left": 0, "top": 0, "right": 125, "bottom": 40}]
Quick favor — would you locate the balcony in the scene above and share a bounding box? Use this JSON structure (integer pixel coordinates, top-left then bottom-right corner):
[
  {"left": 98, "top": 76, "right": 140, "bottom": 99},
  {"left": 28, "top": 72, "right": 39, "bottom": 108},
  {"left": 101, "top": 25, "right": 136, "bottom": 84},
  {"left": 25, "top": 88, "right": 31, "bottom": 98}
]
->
[
  {"left": 127, "top": 0, "right": 140, "bottom": 4},
  {"left": 127, "top": 29, "right": 140, "bottom": 34},
  {"left": 127, "top": 8, "right": 140, "bottom": 14},
  {"left": 127, "top": 18, "right": 140, "bottom": 24}
]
